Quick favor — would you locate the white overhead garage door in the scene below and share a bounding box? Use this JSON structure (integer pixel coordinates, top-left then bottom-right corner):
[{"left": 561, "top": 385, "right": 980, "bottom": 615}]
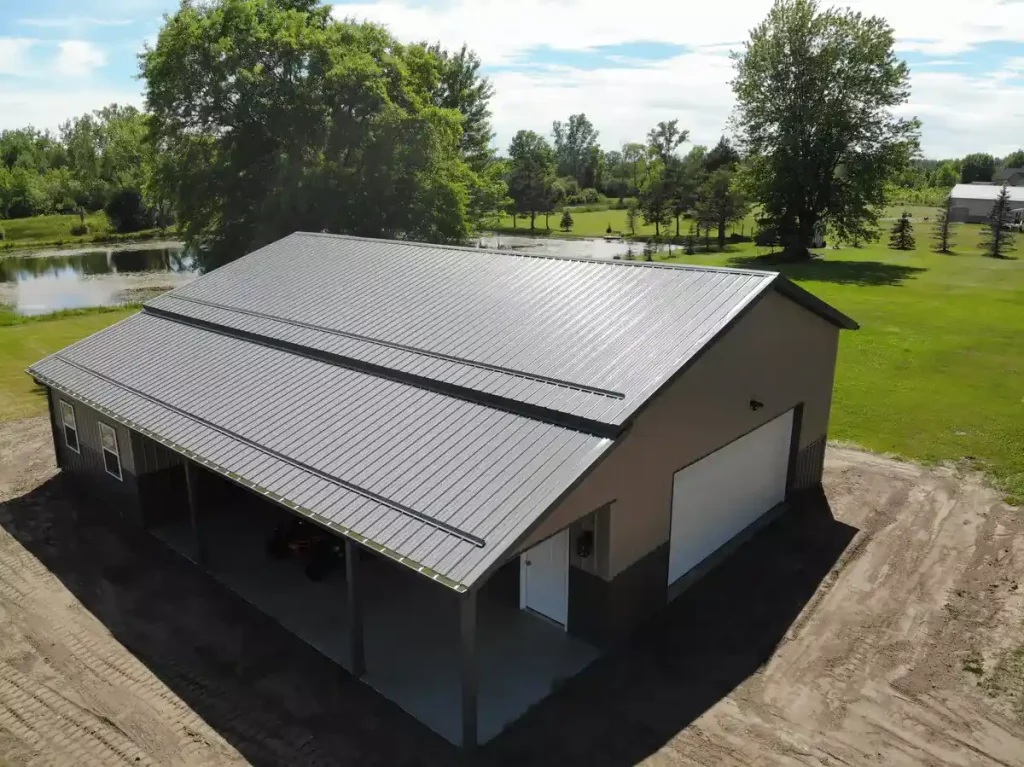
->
[{"left": 668, "top": 409, "right": 794, "bottom": 586}]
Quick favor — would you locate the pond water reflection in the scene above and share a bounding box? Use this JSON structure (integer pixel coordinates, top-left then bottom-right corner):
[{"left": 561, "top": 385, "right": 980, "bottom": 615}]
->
[{"left": 0, "top": 243, "right": 195, "bottom": 315}]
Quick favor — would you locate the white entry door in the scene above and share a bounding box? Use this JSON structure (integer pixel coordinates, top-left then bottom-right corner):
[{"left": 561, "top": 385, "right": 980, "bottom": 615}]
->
[
  {"left": 520, "top": 529, "right": 569, "bottom": 627},
  {"left": 668, "top": 409, "right": 794, "bottom": 586}
]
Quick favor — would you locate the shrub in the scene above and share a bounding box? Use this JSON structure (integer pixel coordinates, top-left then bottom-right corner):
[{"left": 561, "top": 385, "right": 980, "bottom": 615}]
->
[
  {"left": 0, "top": 227, "right": 5, "bottom": 241},
  {"left": 70, "top": 222, "right": 90, "bottom": 236},
  {"left": 105, "top": 188, "right": 155, "bottom": 233}
]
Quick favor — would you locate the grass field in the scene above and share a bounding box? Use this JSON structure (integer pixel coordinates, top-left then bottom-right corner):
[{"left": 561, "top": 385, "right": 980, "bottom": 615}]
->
[
  {"left": 495, "top": 204, "right": 946, "bottom": 240},
  {"left": 659, "top": 222, "right": 1024, "bottom": 503},
  {"left": 0, "top": 212, "right": 172, "bottom": 252},
  {"left": 0, "top": 221, "right": 1021, "bottom": 502},
  {"left": 0, "top": 307, "right": 137, "bottom": 420}
]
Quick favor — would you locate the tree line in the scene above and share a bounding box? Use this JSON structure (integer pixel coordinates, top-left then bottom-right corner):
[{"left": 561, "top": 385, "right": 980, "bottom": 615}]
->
[
  {"left": 3, "top": 0, "right": 1010, "bottom": 264},
  {"left": 505, "top": 116, "right": 749, "bottom": 249},
  {"left": 0, "top": 105, "right": 161, "bottom": 233}
]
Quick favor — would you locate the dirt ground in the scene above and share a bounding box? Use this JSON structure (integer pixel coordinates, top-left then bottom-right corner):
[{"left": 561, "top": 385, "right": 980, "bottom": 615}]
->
[{"left": 0, "top": 415, "right": 1022, "bottom": 766}]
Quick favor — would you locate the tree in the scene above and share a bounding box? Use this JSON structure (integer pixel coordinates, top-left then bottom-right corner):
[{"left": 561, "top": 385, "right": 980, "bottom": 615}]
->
[
  {"left": 732, "top": 0, "right": 920, "bottom": 259},
  {"left": 637, "top": 120, "right": 689, "bottom": 237},
  {"left": 667, "top": 146, "right": 707, "bottom": 236},
  {"left": 419, "top": 43, "right": 495, "bottom": 173},
  {"left": 704, "top": 136, "right": 740, "bottom": 173},
  {"left": 507, "top": 130, "right": 556, "bottom": 231},
  {"left": 551, "top": 114, "right": 599, "bottom": 186},
  {"left": 935, "top": 161, "right": 959, "bottom": 188},
  {"left": 105, "top": 188, "right": 155, "bottom": 233},
  {"left": 142, "top": 0, "right": 483, "bottom": 269},
  {"left": 637, "top": 160, "right": 673, "bottom": 237},
  {"left": 960, "top": 153, "right": 996, "bottom": 184},
  {"left": 932, "top": 194, "right": 955, "bottom": 253},
  {"left": 888, "top": 211, "right": 915, "bottom": 250},
  {"left": 646, "top": 119, "right": 688, "bottom": 163},
  {"left": 696, "top": 169, "right": 750, "bottom": 250},
  {"left": 981, "top": 186, "right": 1016, "bottom": 259},
  {"left": 1001, "top": 149, "right": 1024, "bottom": 170},
  {"left": 621, "top": 142, "right": 646, "bottom": 193},
  {"left": 560, "top": 208, "right": 574, "bottom": 232}
]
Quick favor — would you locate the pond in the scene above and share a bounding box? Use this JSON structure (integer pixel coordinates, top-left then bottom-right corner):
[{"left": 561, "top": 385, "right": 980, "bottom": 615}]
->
[
  {"left": 0, "top": 234, "right": 664, "bottom": 316},
  {"left": 0, "top": 242, "right": 195, "bottom": 315},
  {"left": 476, "top": 233, "right": 665, "bottom": 261}
]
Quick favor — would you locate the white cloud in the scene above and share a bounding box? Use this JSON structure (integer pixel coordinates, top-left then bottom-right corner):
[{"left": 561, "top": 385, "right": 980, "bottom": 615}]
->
[
  {"left": 55, "top": 40, "right": 106, "bottom": 76},
  {"left": 489, "top": 51, "right": 737, "bottom": 153},
  {"left": 334, "top": 0, "right": 1024, "bottom": 65},
  {"left": 0, "top": 86, "right": 144, "bottom": 132},
  {"left": 333, "top": 0, "right": 1024, "bottom": 157},
  {"left": 20, "top": 17, "right": 134, "bottom": 28},
  {"left": 0, "top": 38, "right": 37, "bottom": 76}
]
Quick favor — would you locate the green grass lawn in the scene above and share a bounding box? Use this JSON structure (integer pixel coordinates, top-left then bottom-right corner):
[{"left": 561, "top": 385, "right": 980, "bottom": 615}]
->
[
  {"left": 659, "top": 222, "right": 1024, "bottom": 503},
  {"left": 0, "top": 212, "right": 174, "bottom": 252},
  {"left": 0, "top": 307, "right": 137, "bottom": 420},
  {"left": 495, "top": 204, "right": 942, "bottom": 240},
  {"left": 1, "top": 211, "right": 111, "bottom": 242},
  {"left": 1, "top": 222, "right": 1021, "bottom": 503}
]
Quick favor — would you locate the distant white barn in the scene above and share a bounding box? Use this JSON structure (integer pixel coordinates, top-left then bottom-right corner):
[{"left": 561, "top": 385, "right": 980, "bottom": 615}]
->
[{"left": 948, "top": 184, "right": 1024, "bottom": 223}]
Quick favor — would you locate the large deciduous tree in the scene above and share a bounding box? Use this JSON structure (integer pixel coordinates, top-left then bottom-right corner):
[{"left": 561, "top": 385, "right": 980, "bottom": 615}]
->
[
  {"left": 935, "top": 161, "right": 959, "bottom": 188},
  {"left": 507, "top": 130, "right": 556, "bottom": 231},
  {"left": 638, "top": 119, "right": 689, "bottom": 237},
  {"left": 142, "top": 0, "right": 486, "bottom": 269},
  {"left": 551, "top": 114, "right": 599, "bottom": 186},
  {"left": 731, "top": 0, "right": 920, "bottom": 259},
  {"left": 695, "top": 169, "right": 750, "bottom": 250},
  {"left": 960, "top": 153, "right": 996, "bottom": 184},
  {"left": 1001, "top": 149, "right": 1024, "bottom": 170}
]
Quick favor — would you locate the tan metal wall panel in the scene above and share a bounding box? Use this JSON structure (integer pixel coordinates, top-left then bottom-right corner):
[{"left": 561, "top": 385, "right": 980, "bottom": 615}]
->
[{"left": 522, "top": 290, "right": 841, "bottom": 578}]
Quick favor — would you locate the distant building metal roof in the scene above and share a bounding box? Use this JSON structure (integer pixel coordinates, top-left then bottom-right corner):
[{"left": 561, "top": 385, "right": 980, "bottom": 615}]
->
[
  {"left": 950, "top": 184, "right": 1024, "bottom": 202},
  {"left": 29, "top": 233, "right": 856, "bottom": 590}
]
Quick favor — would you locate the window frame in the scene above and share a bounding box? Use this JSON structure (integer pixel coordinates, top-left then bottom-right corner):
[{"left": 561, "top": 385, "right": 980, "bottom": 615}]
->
[
  {"left": 59, "top": 400, "right": 80, "bottom": 455},
  {"left": 98, "top": 422, "right": 123, "bottom": 481}
]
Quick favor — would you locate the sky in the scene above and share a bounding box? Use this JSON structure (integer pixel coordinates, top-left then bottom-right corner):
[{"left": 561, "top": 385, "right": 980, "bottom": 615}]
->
[{"left": 1, "top": 0, "right": 1023, "bottom": 159}]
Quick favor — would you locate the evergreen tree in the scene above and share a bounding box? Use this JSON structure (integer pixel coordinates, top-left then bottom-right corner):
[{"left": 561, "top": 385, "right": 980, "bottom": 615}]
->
[
  {"left": 888, "top": 211, "right": 915, "bottom": 251},
  {"left": 560, "top": 208, "right": 574, "bottom": 232},
  {"left": 684, "top": 222, "right": 697, "bottom": 254},
  {"left": 981, "top": 186, "right": 1016, "bottom": 259},
  {"left": 932, "top": 195, "right": 955, "bottom": 254}
]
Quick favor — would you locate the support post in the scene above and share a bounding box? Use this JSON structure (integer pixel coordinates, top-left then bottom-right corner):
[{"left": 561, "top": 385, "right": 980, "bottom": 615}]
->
[
  {"left": 460, "top": 589, "right": 478, "bottom": 749},
  {"left": 43, "top": 386, "right": 63, "bottom": 470},
  {"left": 184, "top": 461, "right": 207, "bottom": 567},
  {"left": 345, "top": 539, "right": 365, "bottom": 678}
]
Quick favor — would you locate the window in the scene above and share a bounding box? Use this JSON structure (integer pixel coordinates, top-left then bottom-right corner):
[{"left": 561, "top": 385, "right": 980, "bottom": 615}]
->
[
  {"left": 59, "top": 400, "right": 79, "bottom": 454},
  {"left": 99, "top": 422, "right": 122, "bottom": 481}
]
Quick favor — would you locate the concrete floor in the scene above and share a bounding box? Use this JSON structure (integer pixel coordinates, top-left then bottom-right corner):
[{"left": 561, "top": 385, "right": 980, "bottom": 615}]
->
[{"left": 151, "top": 503, "right": 599, "bottom": 745}]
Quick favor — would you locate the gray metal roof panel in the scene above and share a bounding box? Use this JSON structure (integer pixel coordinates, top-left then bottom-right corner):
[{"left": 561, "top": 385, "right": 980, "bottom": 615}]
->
[
  {"left": 144, "top": 233, "right": 789, "bottom": 426},
  {"left": 30, "top": 312, "right": 610, "bottom": 590},
  {"left": 29, "top": 233, "right": 855, "bottom": 591}
]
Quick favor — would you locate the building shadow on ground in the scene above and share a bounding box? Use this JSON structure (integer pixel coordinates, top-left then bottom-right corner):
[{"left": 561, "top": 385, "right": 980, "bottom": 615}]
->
[
  {"left": 0, "top": 478, "right": 856, "bottom": 766},
  {"left": 726, "top": 254, "right": 927, "bottom": 286}
]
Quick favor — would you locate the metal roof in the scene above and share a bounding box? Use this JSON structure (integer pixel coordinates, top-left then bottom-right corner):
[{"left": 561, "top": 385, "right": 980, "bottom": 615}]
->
[
  {"left": 29, "top": 233, "right": 857, "bottom": 590},
  {"left": 950, "top": 184, "right": 1024, "bottom": 203}
]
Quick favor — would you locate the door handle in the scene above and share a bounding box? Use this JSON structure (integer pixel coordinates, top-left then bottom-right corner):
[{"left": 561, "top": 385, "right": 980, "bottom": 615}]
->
[{"left": 525, "top": 560, "right": 532, "bottom": 566}]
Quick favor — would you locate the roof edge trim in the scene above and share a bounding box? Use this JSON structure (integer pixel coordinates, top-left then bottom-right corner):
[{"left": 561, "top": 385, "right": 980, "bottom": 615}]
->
[
  {"left": 771, "top": 277, "right": 859, "bottom": 330},
  {"left": 30, "top": 369, "right": 472, "bottom": 593}
]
